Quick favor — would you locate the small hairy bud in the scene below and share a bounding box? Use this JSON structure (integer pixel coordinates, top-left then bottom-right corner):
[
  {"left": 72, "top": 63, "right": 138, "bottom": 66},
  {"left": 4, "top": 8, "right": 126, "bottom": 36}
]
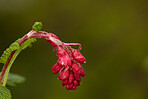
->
[
  {"left": 52, "top": 63, "right": 61, "bottom": 74},
  {"left": 32, "top": 22, "right": 42, "bottom": 32},
  {"left": 74, "top": 72, "right": 81, "bottom": 81},
  {"left": 80, "top": 66, "right": 85, "bottom": 77},
  {"left": 58, "top": 70, "right": 64, "bottom": 80},
  {"left": 72, "top": 62, "right": 80, "bottom": 73},
  {"left": 70, "top": 48, "right": 86, "bottom": 64},
  {"left": 74, "top": 80, "right": 78, "bottom": 86},
  {"left": 66, "top": 85, "right": 70, "bottom": 90},
  {"left": 68, "top": 73, "right": 74, "bottom": 84},
  {"left": 58, "top": 57, "right": 68, "bottom": 67},
  {"left": 57, "top": 47, "right": 67, "bottom": 57},
  {"left": 61, "top": 79, "right": 68, "bottom": 86},
  {"left": 69, "top": 84, "right": 73, "bottom": 89},
  {"left": 73, "top": 86, "right": 77, "bottom": 90},
  {"left": 61, "top": 69, "right": 69, "bottom": 80}
]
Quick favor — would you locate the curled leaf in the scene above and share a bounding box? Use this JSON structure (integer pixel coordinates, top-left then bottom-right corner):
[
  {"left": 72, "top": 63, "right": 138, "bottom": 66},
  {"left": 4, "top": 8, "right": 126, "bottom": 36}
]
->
[{"left": 32, "top": 22, "right": 42, "bottom": 32}]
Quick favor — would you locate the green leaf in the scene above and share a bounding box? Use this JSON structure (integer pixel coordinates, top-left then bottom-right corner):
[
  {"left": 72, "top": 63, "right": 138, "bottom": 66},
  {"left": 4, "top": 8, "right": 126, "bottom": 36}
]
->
[
  {"left": 20, "top": 38, "right": 37, "bottom": 50},
  {"left": 5, "top": 73, "right": 26, "bottom": 86},
  {"left": 0, "top": 86, "right": 11, "bottom": 99},
  {"left": 32, "top": 22, "right": 42, "bottom": 32},
  {"left": 0, "top": 39, "right": 21, "bottom": 64}
]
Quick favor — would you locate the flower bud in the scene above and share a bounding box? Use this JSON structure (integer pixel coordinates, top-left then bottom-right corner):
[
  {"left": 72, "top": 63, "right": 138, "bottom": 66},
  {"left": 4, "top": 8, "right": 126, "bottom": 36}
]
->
[
  {"left": 73, "top": 80, "right": 80, "bottom": 86},
  {"left": 58, "top": 70, "right": 64, "bottom": 80},
  {"left": 80, "top": 66, "right": 85, "bottom": 77},
  {"left": 69, "top": 84, "right": 73, "bottom": 89},
  {"left": 58, "top": 55, "right": 72, "bottom": 67},
  {"left": 73, "top": 86, "right": 77, "bottom": 90},
  {"left": 52, "top": 63, "right": 61, "bottom": 74},
  {"left": 66, "top": 85, "right": 70, "bottom": 90},
  {"left": 68, "top": 73, "right": 74, "bottom": 84},
  {"left": 61, "top": 69, "right": 69, "bottom": 80},
  {"left": 72, "top": 62, "right": 79, "bottom": 73},
  {"left": 70, "top": 48, "right": 86, "bottom": 64},
  {"left": 66, "top": 55, "right": 72, "bottom": 66},
  {"left": 57, "top": 47, "right": 71, "bottom": 67},
  {"left": 74, "top": 72, "right": 81, "bottom": 81},
  {"left": 57, "top": 47, "right": 67, "bottom": 57},
  {"left": 58, "top": 57, "right": 67, "bottom": 67},
  {"left": 77, "top": 81, "right": 80, "bottom": 86},
  {"left": 73, "top": 80, "right": 78, "bottom": 86},
  {"left": 61, "top": 79, "right": 68, "bottom": 86}
]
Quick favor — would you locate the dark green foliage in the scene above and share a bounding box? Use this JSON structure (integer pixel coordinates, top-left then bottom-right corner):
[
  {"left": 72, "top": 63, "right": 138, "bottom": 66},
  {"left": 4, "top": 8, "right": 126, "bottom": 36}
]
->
[
  {"left": 0, "top": 37, "right": 37, "bottom": 65},
  {"left": 0, "top": 86, "right": 11, "bottom": 99},
  {"left": 20, "top": 38, "right": 37, "bottom": 50},
  {"left": 5, "top": 73, "right": 26, "bottom": 86},
  {"left": 0, "top": 39, "right": 21, "bottom": 64}
]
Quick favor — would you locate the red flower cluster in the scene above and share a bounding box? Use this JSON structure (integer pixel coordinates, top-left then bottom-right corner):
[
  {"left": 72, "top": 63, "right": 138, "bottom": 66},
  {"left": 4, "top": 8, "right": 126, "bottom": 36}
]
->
[{"left": 45, "top": 33, "right": 86, "bottom": 90}]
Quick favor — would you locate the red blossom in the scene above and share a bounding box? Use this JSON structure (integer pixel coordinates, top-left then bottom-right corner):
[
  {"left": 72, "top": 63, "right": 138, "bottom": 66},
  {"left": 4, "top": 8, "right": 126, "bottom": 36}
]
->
[
  {"left": 70, "top": 48, "right": 86, "bottom": 64},
  {"left": 68, "top": 73, "right": 74, "bottom": 84},
  {"left": 61, "top": 79, "right": 68, "bottom": 86},
  {"left": 52, "top": 63, "right": 61, "bottom": 74},
  {"left": 57, "top": 47, "right": 72, "bottom": 67},
  {"left": 74, "top": 72, "right": 81, "bottom": 81},
  {"left": 73, "top": 86, "right": 77, "bottom": 90},
  {"left": 61, "top": 68, "right": 69, "bottom": 80},
  {"left": 44, "top": 33, "right": 86, "bottom": 90},
  {"left": 73, "top": 80, "right": 78, "bottom": 86},
  {"left": 80, "top": 66, "right": 85, "bottom": 77},
  {"left": 72, "top": 62, "right": 80, "bottom": 73},
  {"left": 66, "top": 85, "right": 70, "bottom": 90}
]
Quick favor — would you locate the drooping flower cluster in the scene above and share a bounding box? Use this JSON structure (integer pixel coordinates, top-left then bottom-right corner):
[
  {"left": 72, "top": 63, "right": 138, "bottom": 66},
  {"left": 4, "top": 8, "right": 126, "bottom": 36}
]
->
[{"left": 44, "top": 32, "right": 86, "bottom": 90}]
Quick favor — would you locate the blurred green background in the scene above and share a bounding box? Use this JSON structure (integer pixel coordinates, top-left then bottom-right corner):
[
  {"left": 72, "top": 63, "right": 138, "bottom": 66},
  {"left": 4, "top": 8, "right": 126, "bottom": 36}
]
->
[{"left": 0, "top": 0, "right": 148, "bottom": 99}]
